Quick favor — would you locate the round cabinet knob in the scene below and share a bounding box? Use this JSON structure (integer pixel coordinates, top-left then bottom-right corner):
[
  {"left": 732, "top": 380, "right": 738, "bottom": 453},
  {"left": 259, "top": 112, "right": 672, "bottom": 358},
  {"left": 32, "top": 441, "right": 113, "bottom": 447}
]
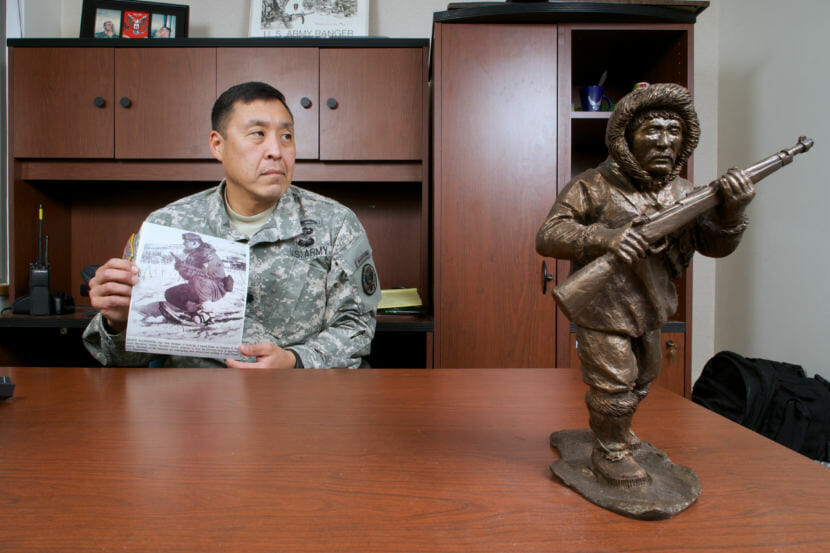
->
[
  {"left": 665, "top": 339, "right": 678, "bottom": 358},
  {"left": 300, "top": 97, "right": 312, "bottom": 109},
  {"left": 93, "top": 97, "right": 106, "bottom": 108},
  {"left": 326, "top": 98, "right": 338, "bottom": 109},
  {"left": 119, "top": 97, "right": 132, "bottom": 108},
  {"left": 541, "top": 260, "right": 554, "bottom": 295}
]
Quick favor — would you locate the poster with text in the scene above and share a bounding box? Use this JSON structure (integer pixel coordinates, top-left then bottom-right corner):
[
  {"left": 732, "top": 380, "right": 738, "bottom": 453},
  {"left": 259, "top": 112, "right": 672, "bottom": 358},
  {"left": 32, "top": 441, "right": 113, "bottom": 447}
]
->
[{"left": 249, "top": 0, "right": 368, "bottom": 38}]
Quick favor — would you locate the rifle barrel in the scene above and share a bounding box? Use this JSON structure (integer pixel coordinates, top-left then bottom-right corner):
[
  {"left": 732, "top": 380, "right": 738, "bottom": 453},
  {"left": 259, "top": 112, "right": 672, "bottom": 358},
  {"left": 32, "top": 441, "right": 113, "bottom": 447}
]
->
[
  {"left": 744, "top": 136, "right": 814, "bottom": 184},
  {"left": 640, "top": 136, "right": 814, "bottom": 242}
]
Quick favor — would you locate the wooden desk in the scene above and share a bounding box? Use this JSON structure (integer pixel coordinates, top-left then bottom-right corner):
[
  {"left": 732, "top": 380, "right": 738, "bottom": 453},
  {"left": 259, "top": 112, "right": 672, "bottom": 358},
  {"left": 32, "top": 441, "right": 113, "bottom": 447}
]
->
[{"left": 1, "top": 368, "right": 828, "bottom": 552}]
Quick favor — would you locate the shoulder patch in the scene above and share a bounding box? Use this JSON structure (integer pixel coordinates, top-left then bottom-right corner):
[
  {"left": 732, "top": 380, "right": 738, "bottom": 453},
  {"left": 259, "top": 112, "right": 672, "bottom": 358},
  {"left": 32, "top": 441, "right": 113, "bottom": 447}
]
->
[
  {"left": 354, "top": 249, "right": 371, "bottom": 270},
  {"left": 339, "top": 233, "right": 373, "bottom": 276},
  {"left": 361, "top": 264, "right": 378, "bottom": 296}
]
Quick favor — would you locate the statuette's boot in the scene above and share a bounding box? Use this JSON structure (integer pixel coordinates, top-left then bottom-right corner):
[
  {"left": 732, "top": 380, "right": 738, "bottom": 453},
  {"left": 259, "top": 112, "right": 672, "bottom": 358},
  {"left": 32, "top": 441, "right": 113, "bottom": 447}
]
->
[
  {"left": 627, "top": 429, "right": 643, "bottom": 450},
  {"left": 586, "top": 390, "right": 649, "bottom": 488},
  {"left": 627, "top": 387, "right": 650, "bottom": 450}
]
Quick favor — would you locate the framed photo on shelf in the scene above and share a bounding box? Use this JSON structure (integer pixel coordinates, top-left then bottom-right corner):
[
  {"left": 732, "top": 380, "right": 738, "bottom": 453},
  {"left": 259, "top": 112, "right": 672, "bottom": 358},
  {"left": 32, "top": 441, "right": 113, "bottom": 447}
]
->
[
  {"left": 249, "top": 0, "right": 369, "bottom": 38},
  {"left": 80, "top": 0, "right": 189, "bottom": 39}
]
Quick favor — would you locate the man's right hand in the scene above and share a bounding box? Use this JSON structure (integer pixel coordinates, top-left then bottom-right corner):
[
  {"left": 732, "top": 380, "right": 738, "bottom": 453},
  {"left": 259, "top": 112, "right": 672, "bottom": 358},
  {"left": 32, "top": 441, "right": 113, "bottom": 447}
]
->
[
  {"left": 596, "top": 221, "right": 650, "bottom": 264},
  {"left": 88, "top": 258, "right": 139, "bottom": 334}
]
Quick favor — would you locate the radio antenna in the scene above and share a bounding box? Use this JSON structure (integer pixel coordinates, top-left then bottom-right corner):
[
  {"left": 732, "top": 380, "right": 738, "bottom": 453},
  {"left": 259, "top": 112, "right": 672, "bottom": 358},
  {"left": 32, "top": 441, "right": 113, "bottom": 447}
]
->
[{"left": 37, "top": 204, "right": 44, "bottom": 268}]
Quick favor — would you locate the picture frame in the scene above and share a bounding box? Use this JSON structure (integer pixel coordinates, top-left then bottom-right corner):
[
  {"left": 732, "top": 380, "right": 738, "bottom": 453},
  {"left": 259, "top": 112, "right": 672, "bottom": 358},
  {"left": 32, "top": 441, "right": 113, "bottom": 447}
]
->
[
  {"left": 80, "top": 0, "right": 189, "bottom": 39},
  {"left": 248, "top": 0, "right": 369, "bottom": 38}
]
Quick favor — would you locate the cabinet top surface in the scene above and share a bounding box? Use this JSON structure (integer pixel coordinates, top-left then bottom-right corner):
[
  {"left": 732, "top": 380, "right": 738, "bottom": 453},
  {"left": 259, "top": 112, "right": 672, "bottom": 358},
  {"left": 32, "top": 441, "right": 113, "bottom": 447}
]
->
[
  {"left": 437, "top": 1, "right": 707, "bottom": 24},
  {"left": 7, "top": 37, "right": 429, "bottom": 48}
]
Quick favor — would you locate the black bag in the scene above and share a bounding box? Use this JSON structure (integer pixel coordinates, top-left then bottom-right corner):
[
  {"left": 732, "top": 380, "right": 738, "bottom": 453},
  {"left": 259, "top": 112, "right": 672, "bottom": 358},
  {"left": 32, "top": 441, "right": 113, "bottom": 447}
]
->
[{"left": 692, "top": 351, "right": 830, "bottom": 462}]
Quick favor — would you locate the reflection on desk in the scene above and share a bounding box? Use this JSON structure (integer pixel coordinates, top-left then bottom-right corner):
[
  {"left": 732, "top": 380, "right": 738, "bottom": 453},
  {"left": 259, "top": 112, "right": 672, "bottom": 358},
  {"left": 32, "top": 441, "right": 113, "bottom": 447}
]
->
[{"left": 1, "top": 367, "right": 829, "bottom": 552}]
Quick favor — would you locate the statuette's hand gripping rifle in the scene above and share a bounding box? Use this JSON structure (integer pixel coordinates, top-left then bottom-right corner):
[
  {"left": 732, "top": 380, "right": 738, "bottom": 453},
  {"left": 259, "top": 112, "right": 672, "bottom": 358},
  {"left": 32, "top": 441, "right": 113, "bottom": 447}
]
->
[{"left": 552, "top": 136, "right": 814, "bottom": 324}]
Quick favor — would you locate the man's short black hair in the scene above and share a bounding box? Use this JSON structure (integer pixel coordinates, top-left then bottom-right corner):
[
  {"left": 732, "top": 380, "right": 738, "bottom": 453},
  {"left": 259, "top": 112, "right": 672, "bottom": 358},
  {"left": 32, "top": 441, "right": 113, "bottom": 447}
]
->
[{"left": 211, "top": 81, "right": 293, "bottom": 134}]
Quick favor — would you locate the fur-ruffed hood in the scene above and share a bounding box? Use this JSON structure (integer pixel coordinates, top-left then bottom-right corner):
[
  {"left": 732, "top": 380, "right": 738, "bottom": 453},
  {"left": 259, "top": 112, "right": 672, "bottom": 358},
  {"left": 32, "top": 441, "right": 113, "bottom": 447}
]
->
[{"left": 605, "top": 83, "right": 700, "bottom": 188}]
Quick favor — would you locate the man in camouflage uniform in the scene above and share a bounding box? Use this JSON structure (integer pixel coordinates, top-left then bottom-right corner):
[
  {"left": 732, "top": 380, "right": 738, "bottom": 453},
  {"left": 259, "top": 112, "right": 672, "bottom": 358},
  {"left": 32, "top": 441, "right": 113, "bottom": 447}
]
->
[
  {"left": 536, "top": 84, "right": 755, "bottom": 487},
  {"left": 83, "top": 81, "right": 380, "bottom": 368}
]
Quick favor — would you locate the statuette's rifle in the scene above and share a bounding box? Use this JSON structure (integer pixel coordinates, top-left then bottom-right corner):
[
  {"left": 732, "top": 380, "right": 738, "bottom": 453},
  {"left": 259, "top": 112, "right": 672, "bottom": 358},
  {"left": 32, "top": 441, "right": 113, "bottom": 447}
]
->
[{"left": 552, "top": 136, "right": 814, "bottom": 324}]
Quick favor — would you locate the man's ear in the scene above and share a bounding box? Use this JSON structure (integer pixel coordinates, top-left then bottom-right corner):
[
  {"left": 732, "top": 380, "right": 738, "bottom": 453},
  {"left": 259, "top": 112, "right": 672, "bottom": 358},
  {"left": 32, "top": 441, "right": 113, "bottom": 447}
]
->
[{"left": 209, "top": 130, "right": 224, "bottom": 162}]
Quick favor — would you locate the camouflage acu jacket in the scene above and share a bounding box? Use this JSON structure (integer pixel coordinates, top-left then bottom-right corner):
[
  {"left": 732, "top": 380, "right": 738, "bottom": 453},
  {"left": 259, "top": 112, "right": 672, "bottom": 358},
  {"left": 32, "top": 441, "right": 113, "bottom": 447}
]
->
[{"left": 83, "top": 182, "right": 380, "bottom": 368}]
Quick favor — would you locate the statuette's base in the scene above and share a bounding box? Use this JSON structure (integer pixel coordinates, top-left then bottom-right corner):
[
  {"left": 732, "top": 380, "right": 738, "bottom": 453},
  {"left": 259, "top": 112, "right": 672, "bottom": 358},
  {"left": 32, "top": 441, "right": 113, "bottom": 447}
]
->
[{"left": 550, "top": 429, "right": 700, "bottom": 520}]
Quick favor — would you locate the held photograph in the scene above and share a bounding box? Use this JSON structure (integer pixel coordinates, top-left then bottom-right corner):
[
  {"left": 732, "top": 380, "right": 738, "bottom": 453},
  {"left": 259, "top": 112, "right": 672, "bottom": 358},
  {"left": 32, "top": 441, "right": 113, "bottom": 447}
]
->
[
  {"left": 80, "top": 0, "right": 189, "bottom": 38},
  {"left": 125, "top": 223, "right": 250, "bottom": 361}
]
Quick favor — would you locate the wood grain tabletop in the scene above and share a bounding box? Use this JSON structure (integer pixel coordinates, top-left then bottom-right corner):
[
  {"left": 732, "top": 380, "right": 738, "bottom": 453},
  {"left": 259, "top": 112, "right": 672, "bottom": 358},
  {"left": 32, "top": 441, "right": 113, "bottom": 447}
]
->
[{"left": 1, "top": 367, "right": 828, "bottom": 552}]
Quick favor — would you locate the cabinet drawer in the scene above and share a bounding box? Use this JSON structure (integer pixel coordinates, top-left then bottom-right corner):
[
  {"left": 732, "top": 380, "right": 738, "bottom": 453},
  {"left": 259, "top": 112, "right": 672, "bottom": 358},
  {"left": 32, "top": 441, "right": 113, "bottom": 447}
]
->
[
  {"left": 217, "top": 47, "right": 320, "bottom": 160},
  {"left": 115, "top": 48, "right": 216, "bottom": 159},
  {"left": 320, "top": 48, "right": 424, "bottom": 160},
  {"left": 12, "top": 48, "right": 114, "bottom": 158}
]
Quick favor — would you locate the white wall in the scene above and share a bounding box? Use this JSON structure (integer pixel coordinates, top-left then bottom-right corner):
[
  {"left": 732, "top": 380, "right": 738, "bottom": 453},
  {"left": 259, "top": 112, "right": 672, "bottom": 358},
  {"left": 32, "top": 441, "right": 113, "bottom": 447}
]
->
[
  {"left": 715, "top": 0, "right": 830, "bottom": 379},
  {"left": 690, "top": 5, "right": 719, "bottom": 381},
  {"left": 25, "top": 0, "right": 62, "bottom": 36}
]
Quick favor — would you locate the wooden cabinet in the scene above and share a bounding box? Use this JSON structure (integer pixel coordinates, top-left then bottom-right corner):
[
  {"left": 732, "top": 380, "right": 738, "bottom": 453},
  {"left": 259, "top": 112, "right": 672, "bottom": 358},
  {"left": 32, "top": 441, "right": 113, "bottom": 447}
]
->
[
  {"left": 217, "top": 48, "right": 320, "bottom": 159},
  {"left": 11, "top": 48, "right": 114, "bottom": 158},
  {"left": 654, "top": 331, "right": 686, "bottom": 395},
  {"left": 4, "top": 39, "right": 431, "bottom": 368},
  {"left": 319, "top": 48, "right": 424, "bottom": 160},
  {"left": 114, "top": 48, "right": 216, "bottom": 159},
  {"left": 217, "top": 47, "right": 424, "bottom": 161},
  {"left": 432, "top": 4, "right": 702, "bottom": 393},
  {"left": 12, "top": 47, "right": 216, "bottom": 159},
  {"left": 432, "top": 23, "right": 560, "bottom": 368}
]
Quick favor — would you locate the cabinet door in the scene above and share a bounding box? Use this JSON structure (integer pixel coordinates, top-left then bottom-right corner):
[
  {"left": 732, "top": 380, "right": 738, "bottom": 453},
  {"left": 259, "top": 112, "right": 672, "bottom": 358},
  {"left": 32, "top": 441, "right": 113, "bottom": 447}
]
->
[
  {"left": 115, "top": 48, "right": 216, "bottom": 159},
  {"left": 217, "top": 48, "right": 320, "bottom": 160},
  {"left": 11, "top": 48, "right": 114, "bottom": 158},
  {"left": 319, "top": 48, "right": 423, "bottom": 160},
  {"left": 435, "top": 24, "right": 559, "bottom": 367},
  {"left": 654, "top": 332, "right": 686, "bottom": 396}
]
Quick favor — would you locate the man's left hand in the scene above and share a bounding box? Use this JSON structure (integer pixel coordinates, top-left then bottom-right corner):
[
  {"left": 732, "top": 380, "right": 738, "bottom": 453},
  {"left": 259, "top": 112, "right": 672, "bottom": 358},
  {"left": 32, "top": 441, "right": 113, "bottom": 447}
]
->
[
  {"left": 225, "top": 343, "right": 297, "bottom": 369},
  {"left": 717, "top": 167, "right": 755, "bottom": 225}
]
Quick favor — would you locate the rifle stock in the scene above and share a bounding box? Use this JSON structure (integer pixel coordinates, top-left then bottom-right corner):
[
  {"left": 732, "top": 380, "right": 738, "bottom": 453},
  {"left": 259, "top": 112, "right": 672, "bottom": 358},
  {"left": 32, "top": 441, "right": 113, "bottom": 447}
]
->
[{"left": 552, "top": 136, "right": 814, "bottom": 324}]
